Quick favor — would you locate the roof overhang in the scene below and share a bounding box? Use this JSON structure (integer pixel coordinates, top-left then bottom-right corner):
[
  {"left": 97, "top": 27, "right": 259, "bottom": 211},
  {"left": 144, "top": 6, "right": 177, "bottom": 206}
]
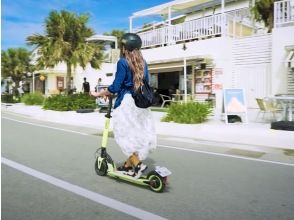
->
[
  {"left": 131, "top": 0, "right": 216, "bottom": 18},
  {"left": 86, "top": 35, "right": 118, "bottom": 48},
  {"left": 148, "top": 55, "right": 212, "bottom": 73},
  {"left": 35, "top": 69, "right": 66, "bottom": 75}
]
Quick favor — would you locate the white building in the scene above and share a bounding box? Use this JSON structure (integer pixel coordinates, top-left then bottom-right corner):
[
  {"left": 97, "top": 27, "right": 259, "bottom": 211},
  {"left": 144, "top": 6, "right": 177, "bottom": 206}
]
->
[{"left": 130, "top": 0, "right": 294, "bottom": 116}]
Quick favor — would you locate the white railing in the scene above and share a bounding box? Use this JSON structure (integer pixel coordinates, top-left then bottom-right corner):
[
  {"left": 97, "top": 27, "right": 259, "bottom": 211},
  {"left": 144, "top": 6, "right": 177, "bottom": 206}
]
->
[
  {"left": 138, "top": 13, "right": 237, "bottom": 48},
  {"left": 274, "top": 0, "right": 294, "bottom": 27}
]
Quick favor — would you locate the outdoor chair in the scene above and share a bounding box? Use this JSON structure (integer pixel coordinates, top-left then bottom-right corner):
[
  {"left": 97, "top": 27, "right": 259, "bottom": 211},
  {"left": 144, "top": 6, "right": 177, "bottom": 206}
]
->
[
  {"left": 256, "top": 98, "right": 280, "bottom": 122},
  {"left": 159, "top": 94, "right": 173, "bottom": 108}
]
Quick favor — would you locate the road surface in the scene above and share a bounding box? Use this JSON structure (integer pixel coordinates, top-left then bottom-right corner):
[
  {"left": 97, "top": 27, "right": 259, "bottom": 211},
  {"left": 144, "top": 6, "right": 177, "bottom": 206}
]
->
[{"left": 2, "top": 112, "right": 294, "bottom": 220}]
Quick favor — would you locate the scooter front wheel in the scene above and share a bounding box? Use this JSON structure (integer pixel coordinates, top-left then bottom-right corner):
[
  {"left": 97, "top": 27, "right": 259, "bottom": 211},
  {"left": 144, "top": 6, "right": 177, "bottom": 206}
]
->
[
  {"left": 94, "top": 159, "right": 108, "bottom": 176},
  {"left": 147, "top": 171, "right": 165, "bottom": 193}
]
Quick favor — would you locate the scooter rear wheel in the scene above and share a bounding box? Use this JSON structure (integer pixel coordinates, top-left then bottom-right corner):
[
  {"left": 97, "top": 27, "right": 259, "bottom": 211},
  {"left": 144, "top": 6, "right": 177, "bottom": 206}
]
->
[
  {"left": 94, "top": 159, "right": 108, "bottom": 176},
  {"left": 147, "top": 171, "right": 165, "bottom": 193}
]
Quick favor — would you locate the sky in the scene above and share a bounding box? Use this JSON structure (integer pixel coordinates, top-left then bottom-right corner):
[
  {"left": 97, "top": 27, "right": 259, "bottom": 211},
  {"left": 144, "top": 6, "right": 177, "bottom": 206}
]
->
[{"left": 1, "top": 0, "right": 171, "bottom": 50}]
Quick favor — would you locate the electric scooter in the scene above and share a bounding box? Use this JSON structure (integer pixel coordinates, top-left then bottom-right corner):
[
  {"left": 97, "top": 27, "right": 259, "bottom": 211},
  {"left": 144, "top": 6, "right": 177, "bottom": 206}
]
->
[{"left": 94, "top": 96, "right": 171, "bottom": 192}]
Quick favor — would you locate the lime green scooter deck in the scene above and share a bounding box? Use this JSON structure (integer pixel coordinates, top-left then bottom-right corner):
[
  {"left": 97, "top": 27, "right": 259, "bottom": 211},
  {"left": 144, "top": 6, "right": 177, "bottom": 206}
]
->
[{"left": 108, "top": 171, "right": 149, "bottom": 186}]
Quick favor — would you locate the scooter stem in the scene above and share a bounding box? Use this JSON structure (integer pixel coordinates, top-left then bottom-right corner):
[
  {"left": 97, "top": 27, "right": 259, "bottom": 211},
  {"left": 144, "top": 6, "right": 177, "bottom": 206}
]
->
[
  {"left": 101, "top": 95, "right": 113, "bottom": 157},
  {"left": 105, "top": 96, "right": 113, "bottom": 119}
]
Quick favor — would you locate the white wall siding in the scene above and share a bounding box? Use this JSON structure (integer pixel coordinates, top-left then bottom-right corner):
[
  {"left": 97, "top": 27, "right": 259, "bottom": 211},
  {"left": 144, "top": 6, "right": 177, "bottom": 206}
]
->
[
  {"left": 232, "top": 34, "right": 272, "bottom": 65},
  {"left": 232, "top": 34, "right": 272, "bottom": 108},
  {"left": 287, "top": 70, "right": 294, "bottom": 93},
  {"left": 74, "top": 63, "right": 116, "bottom": 91},
  {"left": 233, "top": 64, "right": 271, "bottom": 107}
]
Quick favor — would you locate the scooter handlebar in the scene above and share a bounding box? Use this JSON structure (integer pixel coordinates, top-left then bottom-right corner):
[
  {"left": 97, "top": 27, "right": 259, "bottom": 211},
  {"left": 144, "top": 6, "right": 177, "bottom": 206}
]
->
[{"left": 105, "top": 95, "right": 113, "bottom": 118}]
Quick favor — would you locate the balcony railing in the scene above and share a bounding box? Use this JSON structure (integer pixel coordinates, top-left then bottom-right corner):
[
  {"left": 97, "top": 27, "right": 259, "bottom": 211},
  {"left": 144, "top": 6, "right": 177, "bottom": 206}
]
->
[
  {"left": 138, "top": 14, "right": 227, "bottom": 48},
  {"left": 137, "top": 8, "right": 255, "bottom": 49},
  {"left": 274, "top": 0, "right": 294, "bottom": 27}
]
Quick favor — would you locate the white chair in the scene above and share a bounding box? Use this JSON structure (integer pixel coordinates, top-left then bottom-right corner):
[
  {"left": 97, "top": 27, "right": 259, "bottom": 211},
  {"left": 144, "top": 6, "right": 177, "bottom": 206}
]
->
[
  {"left": 256, "top": 98, "right": 280, "bottom": 122},
  {"left": 159, "top": 94, "right": 173, "bottom": 108}
]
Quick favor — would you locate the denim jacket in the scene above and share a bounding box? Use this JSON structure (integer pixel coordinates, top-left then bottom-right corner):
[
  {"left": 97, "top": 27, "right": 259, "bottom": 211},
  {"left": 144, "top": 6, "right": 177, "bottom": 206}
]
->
[{"left": 108, "top": 58, "right": 149, "bottom": 109}]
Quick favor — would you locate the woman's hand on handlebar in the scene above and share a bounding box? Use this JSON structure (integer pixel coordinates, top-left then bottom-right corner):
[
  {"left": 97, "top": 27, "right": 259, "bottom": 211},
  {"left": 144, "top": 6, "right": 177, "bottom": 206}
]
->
[
  {"left": 90, "top": 88, "right": 111, "bottom": 97},
  {"left": 90, "top": 91, "right": 100, "bottom": 97}
]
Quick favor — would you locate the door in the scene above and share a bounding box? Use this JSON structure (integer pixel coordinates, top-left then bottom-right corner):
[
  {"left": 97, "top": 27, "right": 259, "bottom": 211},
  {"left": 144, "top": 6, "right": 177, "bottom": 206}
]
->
[{"left": 234, "top": 64, "right": 271, "bottom": 108}]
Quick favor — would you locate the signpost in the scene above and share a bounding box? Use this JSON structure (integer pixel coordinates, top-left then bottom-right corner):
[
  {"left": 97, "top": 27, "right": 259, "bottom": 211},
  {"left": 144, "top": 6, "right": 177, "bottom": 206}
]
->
[{"left": 223, "top": 88, "right": 248, "bottom": 124}]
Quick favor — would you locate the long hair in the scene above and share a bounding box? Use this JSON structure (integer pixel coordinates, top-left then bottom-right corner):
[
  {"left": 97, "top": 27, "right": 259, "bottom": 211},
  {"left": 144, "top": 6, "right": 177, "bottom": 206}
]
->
[{"left": 121, "top": 47, "right": 145, "bottom": 91}]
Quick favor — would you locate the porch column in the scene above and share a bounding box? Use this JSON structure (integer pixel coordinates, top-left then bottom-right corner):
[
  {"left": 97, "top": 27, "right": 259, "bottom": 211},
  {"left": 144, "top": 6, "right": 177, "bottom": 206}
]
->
[
  {"left": 184, "top": 57, "right": 187, "bottom": 102},
  {"left": 129, "top": 16, "right": 133, "bottom": 33},
  {"left": 168, "top": 6, "right": 171, "bottom": 26},
  {"left": 251, "top": 0, "right": 256, "bottom": 30},
  {"left": 168, "top": 6, "right": 172, "bottom": 45},
  {"left": 182, "top": 44, "right": 188, "bottom": 102},
  {"left": 32, "top": 72, "right": 35, "bottom": 93},
  {"left": 221, "top": 0, "right": 225, "bottom": 36},
  {"left": 221, "top": 0, "right": 225, "bottom": 13}
]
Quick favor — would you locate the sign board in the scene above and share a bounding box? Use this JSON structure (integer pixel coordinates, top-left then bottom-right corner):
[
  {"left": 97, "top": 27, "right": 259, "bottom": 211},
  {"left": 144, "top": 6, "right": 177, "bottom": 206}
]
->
[
  {"left": 223, "top": 88, "right": 248, "bottom": 124},
  {"left": 214, "top": 68, "right": 223, "bottom": 75},
  {"left": 56, "top": 77, "right": 64, "bottom": 90}
]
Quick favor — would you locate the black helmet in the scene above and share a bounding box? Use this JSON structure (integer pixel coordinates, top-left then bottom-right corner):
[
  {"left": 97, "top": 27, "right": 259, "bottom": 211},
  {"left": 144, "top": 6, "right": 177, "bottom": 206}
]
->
[{"left": 121, "top": 33, "right": 142, "bottom": 51}]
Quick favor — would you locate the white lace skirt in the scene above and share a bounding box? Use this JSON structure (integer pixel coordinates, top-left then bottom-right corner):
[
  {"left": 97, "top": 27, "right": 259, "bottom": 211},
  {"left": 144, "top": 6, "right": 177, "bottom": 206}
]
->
[{"left": 112, "top": 94, "right": 157, "bottom": 160}]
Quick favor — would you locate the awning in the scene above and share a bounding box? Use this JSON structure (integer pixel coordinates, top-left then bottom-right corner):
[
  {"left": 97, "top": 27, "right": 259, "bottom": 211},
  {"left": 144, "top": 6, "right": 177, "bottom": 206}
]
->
[
  {"left": 148, "top": 55, "right": 212, "bottom": 73},
  {"left": 132, "top": 0, "right": 214, "bottom": 18},
  {"left": 129, "top": 0, "right": 229, "bottom": 32},
  {"left": 86, "top": 35, "right": 118, "bottom": 49},
  {"left": 35, "top": 69, "right": 66, "bottom": 75}
]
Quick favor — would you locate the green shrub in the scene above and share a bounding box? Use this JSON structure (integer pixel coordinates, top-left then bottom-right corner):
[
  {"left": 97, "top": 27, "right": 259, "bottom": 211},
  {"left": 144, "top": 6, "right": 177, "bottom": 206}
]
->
[
  {"left": 161, "top": 101, "right": 212, "bottom": 124},
  {"left": 21, "top": 92, "right": 45, "bottom": 105},
  {"left": 43, "top": 93, "right": 96, "bottom": 111},
  {"left": 1, "top": 94, "right": 15, "bottom": 103}
]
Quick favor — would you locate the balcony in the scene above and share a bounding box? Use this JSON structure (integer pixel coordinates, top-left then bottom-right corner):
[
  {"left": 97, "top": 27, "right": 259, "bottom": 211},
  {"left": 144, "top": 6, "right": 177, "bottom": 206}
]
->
[
  {"left": 274, "top": 0, "right": 294, "bottom": 28},
  {"left": 137, "top": 8, "right": 256, "bottom": 49}
]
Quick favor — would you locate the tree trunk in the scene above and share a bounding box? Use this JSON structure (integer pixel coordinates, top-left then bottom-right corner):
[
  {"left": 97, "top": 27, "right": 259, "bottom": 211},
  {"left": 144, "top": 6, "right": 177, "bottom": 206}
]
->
[
  {"left": 11, "top": 75, "right": 21, "bottom": 97},
  {"left": 66, "top": 62, "right": 72, "bottom": 95}
]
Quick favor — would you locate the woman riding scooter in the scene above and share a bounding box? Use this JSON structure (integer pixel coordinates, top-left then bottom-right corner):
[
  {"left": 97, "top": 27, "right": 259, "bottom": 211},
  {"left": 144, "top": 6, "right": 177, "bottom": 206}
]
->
[{"left": 91, "top": 33, "right": 157, "bottom": 179}]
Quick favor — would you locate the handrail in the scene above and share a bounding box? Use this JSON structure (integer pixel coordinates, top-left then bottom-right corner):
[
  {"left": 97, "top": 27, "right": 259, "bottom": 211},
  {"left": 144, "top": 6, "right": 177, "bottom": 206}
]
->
[
  {"left": 274, "top": 0, "right": 294, "bottom": 27},
  {"left": 137, "top": 9, "right": 255, "bottom": 48},
  {"left": 138, "top": 14, "right": 226, "bottom": 48}
]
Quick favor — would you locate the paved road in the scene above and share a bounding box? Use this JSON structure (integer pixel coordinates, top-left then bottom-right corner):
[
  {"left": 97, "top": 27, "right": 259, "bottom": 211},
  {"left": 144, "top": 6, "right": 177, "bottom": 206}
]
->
[{"left": 2, "top": 113, "right": 294, "bottom": 220}]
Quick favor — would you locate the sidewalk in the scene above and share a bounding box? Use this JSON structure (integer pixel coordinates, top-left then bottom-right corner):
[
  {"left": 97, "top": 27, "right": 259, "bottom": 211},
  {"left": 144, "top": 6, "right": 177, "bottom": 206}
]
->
[{"left": 2, "top": 103, "right": 294, "bottom": 150}]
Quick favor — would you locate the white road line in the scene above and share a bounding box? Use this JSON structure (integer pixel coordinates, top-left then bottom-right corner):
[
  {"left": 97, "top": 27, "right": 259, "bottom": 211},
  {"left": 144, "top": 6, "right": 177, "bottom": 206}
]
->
[
  {"left": 3, "top": 116, "right": 294, "bottom": 167},
  {"left": 2, "top": 117, "right": 89, "bottom": 136},
  {"left": 2, "top": 157, "right": 167, "bottom": 220},
  {"left": 158, "top": 144, "right": 294, "bottom": 167}
]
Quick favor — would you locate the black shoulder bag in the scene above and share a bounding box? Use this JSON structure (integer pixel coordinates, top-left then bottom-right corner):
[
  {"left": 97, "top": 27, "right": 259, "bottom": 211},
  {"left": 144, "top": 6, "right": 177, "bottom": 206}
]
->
[{"left": 132, "top": 78, "right": 154, "bottom": 108}]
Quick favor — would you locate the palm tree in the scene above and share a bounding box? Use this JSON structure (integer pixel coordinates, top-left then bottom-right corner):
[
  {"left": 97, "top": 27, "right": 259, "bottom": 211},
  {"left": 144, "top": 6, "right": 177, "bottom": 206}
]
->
[
  {"left": 27, "top": 10, "right": 103, "bottom": 94},
  {"left": 1, "top": 48, "right": 33, "bottom": 95},
  {"left": 251, "top": 0, "right": 279, "bottom": 33}
]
